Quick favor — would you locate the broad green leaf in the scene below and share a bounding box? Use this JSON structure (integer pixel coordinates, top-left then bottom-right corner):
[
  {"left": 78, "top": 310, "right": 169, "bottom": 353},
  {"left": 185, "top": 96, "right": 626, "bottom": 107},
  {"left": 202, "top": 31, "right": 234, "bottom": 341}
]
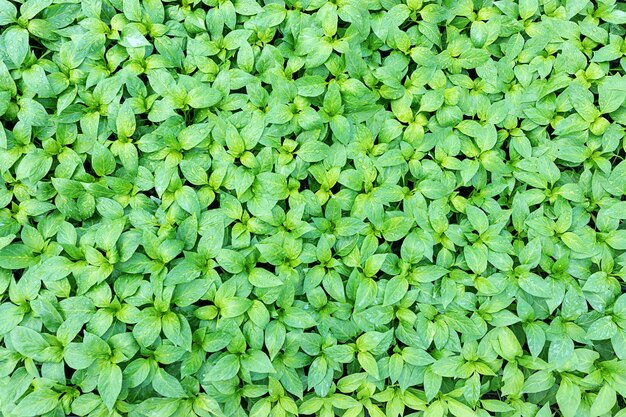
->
[
  {"left": 98, "top": 363, "right": 123, "bottom": 410},
  {"left": 16, "top": 389, "right": 60, "bottom": 417}
]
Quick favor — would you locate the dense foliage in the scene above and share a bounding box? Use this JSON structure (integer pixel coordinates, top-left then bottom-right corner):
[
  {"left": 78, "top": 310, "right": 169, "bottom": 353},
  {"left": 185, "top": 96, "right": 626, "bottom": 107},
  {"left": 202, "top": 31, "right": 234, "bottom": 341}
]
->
[{"left": 1, "top": 0, "right": 626, "bottom": 416}]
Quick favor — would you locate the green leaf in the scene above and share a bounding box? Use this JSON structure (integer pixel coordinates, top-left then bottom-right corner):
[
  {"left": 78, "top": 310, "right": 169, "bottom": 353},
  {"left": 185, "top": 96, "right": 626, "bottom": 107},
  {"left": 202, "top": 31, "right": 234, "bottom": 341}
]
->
[
  {"left": 382, "top": 216, "right": 413, "bottom": 241},
  {"left": 295, "top": 76, "right": 327, "bottom": 97},
  {"left": 410, "top": 265, "right": 448, "bottom": 283},
  {"left": 522, "top": 371, "right": 555, "bottom": 394},
  {"left": 178, "top": 123, "right": 211, "bottom": 150},
  {"left": 133, "top": 310, "right": 161, "bottom": 347},
  {"left": 248, "top": 267, "right": 283, "bottom": 288},
  {"left": 187, "top": 85, "right": 222, "bottom": 108},
  {"left": 0, "top": 244, "right": 35, "bottom": 269},
  {"left": 220, "top": 297, "right": 252, "bottom": 318},
  {"left": 0, "top": 0, "right": 17, "bottom": 25},
  {"left": 98, "top": 363, "right": 123, "bottom": 410},
  {"left": 241, "top": 350, "right": 275, "bottom": 374},
  {"left": 162, "top": 312, "right": 192, "bottom": 350},
  {"left": 254, "top": 172, "right": 289, "bottom": 200},
  {"left": 447, "top": 399, "right": 479, "bottom": 417},
  {"left": 10, "top": 326, "right": 49, "bottom": 358},
  {"left": 92, "top": 144, "right": 116, "bottom": 176},
  {"left": 153, "top": 368, "right": 187, "bottom": 398},
  {"left": 590, "top": 384, "right": 616, "bottom": 417},
  {"left": 519, "top": 0, "right": 538, "bottom": 19},
  {"left": 298, "top": 141, "right": 330, "bottom": 163},
  {"left": 464, "top": 244, "right": 488, "bottom": 274},
  {"left": 556, "top": 377, "right": 581, "bottom": 417},
  {"left": 117, "top": 102, "right": 136, "bottom": 137},
  {"left": 18, "top": 97, "right": 48, "bottom": 126},
  {"left": 383, "top": 276, "right": 408, "bottom": 306},
  {"left": 5, "top": 27, "right": 29, "bottom": 67},
  {"left": 357, "top": 351, "right": 379, "bottom": 378},
  {"left": 465, "top": 206, "right": 489, "bottom": 234},
  {"left": 586, "top": 316, "right": 618, "bottom": 340},
  {"left": 16, "top": 389, "right": 60, "bottom": 417},
  {"left": 16, "top": 150, "right": 52, "bottom": 183},
  {"left": 210, "top": 354, "right": 240, "bottom": 381}
]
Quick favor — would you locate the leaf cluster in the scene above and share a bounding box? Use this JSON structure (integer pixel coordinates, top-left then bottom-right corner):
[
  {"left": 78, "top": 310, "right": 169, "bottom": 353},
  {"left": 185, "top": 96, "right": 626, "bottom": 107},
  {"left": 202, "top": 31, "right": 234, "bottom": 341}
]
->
[{"left": 0, "top": 0, "right": 626, "bottom": 417}]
